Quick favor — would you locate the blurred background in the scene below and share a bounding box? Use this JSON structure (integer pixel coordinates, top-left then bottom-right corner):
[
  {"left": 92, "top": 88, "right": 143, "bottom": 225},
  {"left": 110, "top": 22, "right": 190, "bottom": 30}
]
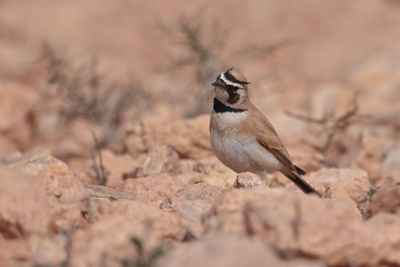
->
[
  {"left": 1, "top": 1, "right": 400, "bottom": 266},
  {"left": 1, "top": 0, "right": 400, "bottom": 159},
  {"left": 1, "top": 0, "right": 400, "bottom": 160}
]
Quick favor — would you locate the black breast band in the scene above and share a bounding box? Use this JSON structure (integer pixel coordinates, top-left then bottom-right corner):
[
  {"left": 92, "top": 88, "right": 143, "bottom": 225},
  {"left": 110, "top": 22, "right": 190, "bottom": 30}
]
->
[{"left": 213, "top": 98, "right": 246, "bottom": 113}]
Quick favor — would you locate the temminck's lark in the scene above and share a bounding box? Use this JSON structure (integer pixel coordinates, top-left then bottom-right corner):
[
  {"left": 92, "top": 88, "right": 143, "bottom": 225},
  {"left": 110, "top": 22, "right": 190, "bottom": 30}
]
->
[{"left": 210, "top": 67, "right": 319, "bottom": 195}]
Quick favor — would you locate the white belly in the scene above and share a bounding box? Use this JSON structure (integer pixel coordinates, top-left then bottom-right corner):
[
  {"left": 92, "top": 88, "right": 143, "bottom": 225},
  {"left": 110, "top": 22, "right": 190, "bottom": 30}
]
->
[{"left": 210, "top": 112, "right": 281, "bottom": 174}]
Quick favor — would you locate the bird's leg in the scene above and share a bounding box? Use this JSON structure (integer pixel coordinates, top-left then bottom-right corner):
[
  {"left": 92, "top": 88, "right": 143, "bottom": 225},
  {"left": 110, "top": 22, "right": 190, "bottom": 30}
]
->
[{"left": 259, "top": 171, "right": 271, "bottom": 187}]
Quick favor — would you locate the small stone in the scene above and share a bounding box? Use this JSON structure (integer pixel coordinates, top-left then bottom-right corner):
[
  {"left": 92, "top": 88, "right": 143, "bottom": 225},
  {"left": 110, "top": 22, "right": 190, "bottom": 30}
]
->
[{"left": 234, "top": 172, "right": 265, "bottom": 188}]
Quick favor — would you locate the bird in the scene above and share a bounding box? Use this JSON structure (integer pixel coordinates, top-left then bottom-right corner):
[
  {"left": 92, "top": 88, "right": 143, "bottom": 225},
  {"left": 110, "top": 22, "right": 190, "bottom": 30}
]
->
[{"left": 209, "top": 67, "right": 320, "bottom": 196}]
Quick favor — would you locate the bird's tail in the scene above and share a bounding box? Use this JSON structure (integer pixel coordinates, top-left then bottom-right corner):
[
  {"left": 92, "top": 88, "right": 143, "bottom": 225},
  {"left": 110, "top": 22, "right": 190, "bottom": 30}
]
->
[{"left": 282, "top": 168, "right": 320, "bottom": 197}]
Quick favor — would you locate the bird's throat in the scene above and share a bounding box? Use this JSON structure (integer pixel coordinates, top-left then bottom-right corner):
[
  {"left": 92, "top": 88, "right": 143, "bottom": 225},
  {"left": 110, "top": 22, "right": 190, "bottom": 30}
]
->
[{"left": 213, "top": 98, "right": 246, "bottom": 113}]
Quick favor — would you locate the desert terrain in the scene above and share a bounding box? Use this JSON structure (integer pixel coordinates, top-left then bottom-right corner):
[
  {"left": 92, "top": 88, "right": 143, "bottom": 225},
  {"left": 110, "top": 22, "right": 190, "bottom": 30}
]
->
[{"left": 1, "top": 0, "right": 400, "bottom": 266}]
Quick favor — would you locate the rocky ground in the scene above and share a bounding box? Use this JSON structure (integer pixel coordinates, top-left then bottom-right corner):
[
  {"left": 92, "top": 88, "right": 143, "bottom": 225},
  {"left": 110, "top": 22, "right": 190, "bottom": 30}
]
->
[{"left": 1, "top": 1, "right": 400, "bottom": 267}]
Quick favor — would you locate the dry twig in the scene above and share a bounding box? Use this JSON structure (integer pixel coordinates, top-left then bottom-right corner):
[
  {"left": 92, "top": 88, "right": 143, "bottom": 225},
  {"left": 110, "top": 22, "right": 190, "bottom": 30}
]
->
[
  {"left": 91, "top": 131, "right": 108, "bottom": 185},
  {"left": 83, "top": 184, "right": 135, "bottom": 201},
  {"left": 60, "top": 227, "right": 75, "bottom": 267},
  {"left": 121, "top": 236, "right": 168, "bottom": 267},
  {"left": 159, "top": 12, "right": 291, "bottom": 117},
  {"left": 285, "top": 93, "right": 359, "bottom": 153},
  {"left": 40, "top": 43, "right": 150, "bottom": 126},
  {"left": 291, "top": 201, "right": 301, "bottom": 243},
  {"left": 236, "top": 38, "right": 293, "bottom": 60}
]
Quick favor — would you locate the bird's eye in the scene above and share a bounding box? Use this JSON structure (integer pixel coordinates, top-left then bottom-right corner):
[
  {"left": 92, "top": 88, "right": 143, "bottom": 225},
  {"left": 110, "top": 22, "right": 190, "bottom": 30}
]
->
[{"left": 227, "top": 85, "right": 238, "bottom": 93}]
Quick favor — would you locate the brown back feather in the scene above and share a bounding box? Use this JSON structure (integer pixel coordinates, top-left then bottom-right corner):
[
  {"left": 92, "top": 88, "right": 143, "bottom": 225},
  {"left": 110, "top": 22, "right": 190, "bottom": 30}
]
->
[
  {"left": 243, "top": 103, "right": 292, "bottom": 167},
  {"left": 241, "top": 102, "right": 319, "bottom": 195}
]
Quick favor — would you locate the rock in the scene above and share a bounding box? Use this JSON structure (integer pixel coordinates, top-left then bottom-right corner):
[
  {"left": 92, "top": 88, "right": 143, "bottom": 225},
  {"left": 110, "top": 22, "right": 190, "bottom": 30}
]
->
[
  {"left": 205, "top": 185, "right": 400, "bottom": 266},
  {"left": 0, "top": 238, "right": 30, "bottom": 267},
  {"left": 353, "top": 133, "right": 382, "bottom": 183},
  {"left": 85, "top": 199, "right": 185, "bottom": 241},
  {"left": 234, "top": 172, "right": 265, "bottom": 188},
  {"left": 269, "top": 171, "right": 292, "bottom": 188},
  {"left": 0, "top": 151, "right": 86, "bottom": 233},
  {"left": 285, "top": 260, "right": 326, "bottom": 267},
  {"left": 124, "top": 115, "right": 212, "bottom": 159},
  {"left": 0, "top": 135, "right": 19, "bottom": 160},
  {"left": 0, "top": 81, "right": 38, "bottom": 148},
  {"left": 71, "top": 215, "right": 138, "bottom": 267},
  {"left": 100, "top": 150, "right": 134, "bottom": 188},
  {"left": 365, "top": 213, "right": 400, "bottom": 265},
  {"left": 123, "top": 173, "right": 184, "bottom": 204},
  {"left": 72, "top": 199, "right": 185, "bottom": 267},
  {"left": 6, "top": 151, "right": 85, "bottom": 204},
  {"left": 205, "top": 188, "right": 280, "bottom": 236},
  {"left": 304, "top": 168, "right": 371, "bottom": 203},
  {"left": 29, "top": 234, "right": 67, "bottom": 267},
  {"left": 206, "top": 188, "right": 400, "bottom": 266},
  {"left": 0, "top": 151, "right": 90, "bottom": 266},
  {"left": 195, "top": 157, "right": 236, "bottom": 187},
  {"left": 161, "top": 183, "right": 224, "bottom": 212},
  {"left": 369, "top": 174, "right": 400, "bottom": 215},
  {"left": 0, "top": 168, "right": 51, "bottom": 236},
  {"left": 137, "top": 144, "right": 179, "bottom": 177},
  {"left": 160, "top": 183, "right": 224, "bottom": 238},
  {"left": 242, "top": 195, "right": 373, "bottom": 266},
  {"left": 173, "top": 200, "right": 208, "bottom": 239},
  {"left": 381, "top": 146, "right": 400, "bottom": 179},
  {"left": 156, "top": 234, "right": 284, "bottom": 267}
]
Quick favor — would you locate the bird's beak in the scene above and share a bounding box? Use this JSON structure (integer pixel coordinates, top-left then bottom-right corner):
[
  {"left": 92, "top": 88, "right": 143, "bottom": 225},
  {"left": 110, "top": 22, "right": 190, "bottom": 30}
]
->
[{"left": 211, "top": 80, "right": 224, "bottom": 87}]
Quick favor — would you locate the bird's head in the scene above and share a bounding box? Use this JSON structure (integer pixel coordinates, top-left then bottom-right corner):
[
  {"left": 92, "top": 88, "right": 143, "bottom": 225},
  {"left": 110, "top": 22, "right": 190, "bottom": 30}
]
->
[{"left": 211, "top": 67, "right": 250, "bottom": 106}]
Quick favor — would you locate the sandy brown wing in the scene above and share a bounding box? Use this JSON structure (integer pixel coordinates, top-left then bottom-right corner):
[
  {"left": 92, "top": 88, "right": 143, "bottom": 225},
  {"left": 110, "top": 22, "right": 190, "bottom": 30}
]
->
[{"left": 245, "top": 107, "right": 295, "bottom": 171}]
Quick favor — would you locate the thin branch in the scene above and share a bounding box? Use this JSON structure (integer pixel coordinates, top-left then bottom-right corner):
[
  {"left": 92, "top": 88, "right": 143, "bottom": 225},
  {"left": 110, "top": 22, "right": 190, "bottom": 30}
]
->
[
  {"left": 285, "top": 92, "right": 359, "bottom": 154},
  {"left": 91, "top": 131, "right": 108, "bottom": 185},
  {"left": 83, "top": 184, "right": 135, "bottom": 201},
  {"left": 237, "top": 38, "right": 294, "bottom": 60},
  {"left": 291, "top": 201, "right": 301, "bottom": 243},
  {"left": 40, "top": 43, "right": 150, "bottom": 126},
  {"left": 284, "top": 110, "right": 326, "bottom": 124},
  {"left": 60, "top": 227, "right": 75, "bottom": 267}
]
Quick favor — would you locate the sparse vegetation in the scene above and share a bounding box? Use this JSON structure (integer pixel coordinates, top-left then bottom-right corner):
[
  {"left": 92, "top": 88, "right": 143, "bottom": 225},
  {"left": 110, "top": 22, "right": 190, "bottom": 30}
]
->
[
  {"left": 91, "top": 131, "right": 108, "bottom": 185},
  {"left": 159, "top": 11, "right": 291, "bottom": 117},
  {"left": 39, "top": 43, "right": 151, "bottom": 127},
  {"left": 285, "top": 92, "right": 360, "bottom": 165},
  {"left": 121, "top": 237, "right": 168, "bottom": 267},
  {"left": 60, "top": 227, "right": 75, "bottom": 267}
]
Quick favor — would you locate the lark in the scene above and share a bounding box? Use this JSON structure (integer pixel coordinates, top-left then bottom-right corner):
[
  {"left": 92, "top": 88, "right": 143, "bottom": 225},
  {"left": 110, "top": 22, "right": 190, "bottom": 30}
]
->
[{"left": 210, "top": 67, "right": 319, "bottom": 195}]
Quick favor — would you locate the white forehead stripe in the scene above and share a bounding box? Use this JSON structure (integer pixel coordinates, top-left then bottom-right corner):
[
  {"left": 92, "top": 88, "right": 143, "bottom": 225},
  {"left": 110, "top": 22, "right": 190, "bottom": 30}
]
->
[{"left": 220, "top": 73, "right": 244, "bottom": 89}]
